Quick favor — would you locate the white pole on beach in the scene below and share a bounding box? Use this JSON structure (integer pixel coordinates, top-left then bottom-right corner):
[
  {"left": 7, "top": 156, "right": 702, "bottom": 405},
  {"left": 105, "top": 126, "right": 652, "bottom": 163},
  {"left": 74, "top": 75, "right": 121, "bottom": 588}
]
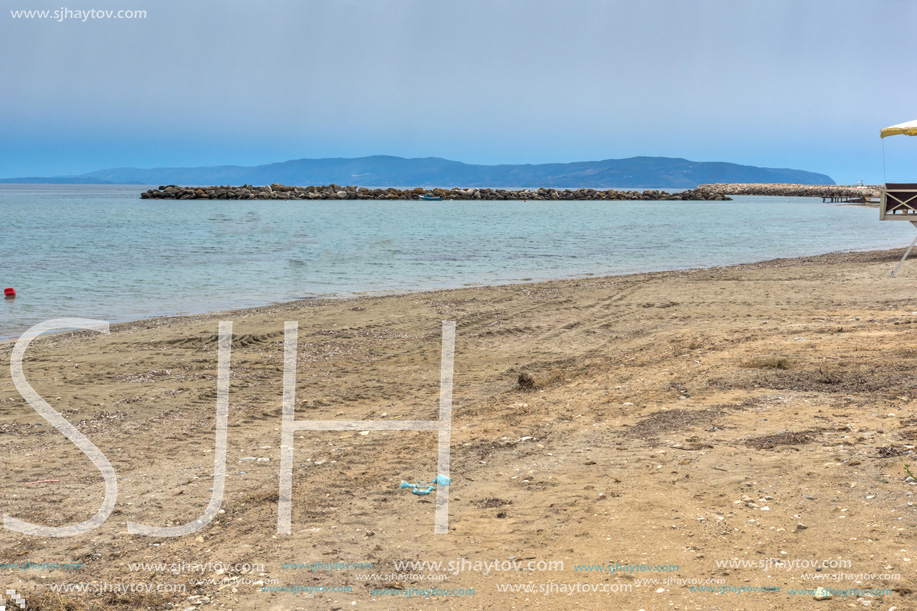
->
[{"left": 891, "top": 222, "right": 917, "bottom": 277}]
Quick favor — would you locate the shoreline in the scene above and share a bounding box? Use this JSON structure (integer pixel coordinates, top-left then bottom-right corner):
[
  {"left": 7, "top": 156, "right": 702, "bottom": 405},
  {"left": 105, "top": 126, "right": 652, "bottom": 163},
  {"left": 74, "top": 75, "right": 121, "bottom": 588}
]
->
[
  {"left": 3, "top": 246, "right": 906, "bottom": 346},
  {"left": 3, "top": 187, "right": 906, "bottom": 342}
]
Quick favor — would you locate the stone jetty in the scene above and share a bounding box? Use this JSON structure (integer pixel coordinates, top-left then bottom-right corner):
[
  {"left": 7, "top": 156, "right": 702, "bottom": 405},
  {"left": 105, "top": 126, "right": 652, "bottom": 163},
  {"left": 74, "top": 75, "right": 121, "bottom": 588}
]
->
[
  {"left": 698, "top": 183, "right": 882, "bottom": 199},
  {"left": 140, "top": 184, "right": 730, "bottom": 201}
]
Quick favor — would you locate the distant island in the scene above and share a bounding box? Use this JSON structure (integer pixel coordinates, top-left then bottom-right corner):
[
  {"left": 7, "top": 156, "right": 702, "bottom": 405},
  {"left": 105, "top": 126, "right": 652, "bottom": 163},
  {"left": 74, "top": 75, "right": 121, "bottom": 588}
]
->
[{"left": 0, "top": 155, "right": 834, "bottom": 189}]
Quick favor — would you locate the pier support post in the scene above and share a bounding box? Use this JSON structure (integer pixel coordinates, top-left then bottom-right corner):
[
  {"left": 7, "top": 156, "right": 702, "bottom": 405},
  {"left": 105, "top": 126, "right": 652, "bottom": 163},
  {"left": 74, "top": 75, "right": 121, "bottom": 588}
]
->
[{"left": 891, "top": 221, "right": 917, "bottom": 277}]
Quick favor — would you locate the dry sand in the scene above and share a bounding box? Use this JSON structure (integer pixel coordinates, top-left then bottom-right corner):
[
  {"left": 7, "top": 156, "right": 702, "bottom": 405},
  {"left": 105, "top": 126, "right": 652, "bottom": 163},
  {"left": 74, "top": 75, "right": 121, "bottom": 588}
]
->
[{"left": 1, "top": 249, "right": 915, "bottom": 610}]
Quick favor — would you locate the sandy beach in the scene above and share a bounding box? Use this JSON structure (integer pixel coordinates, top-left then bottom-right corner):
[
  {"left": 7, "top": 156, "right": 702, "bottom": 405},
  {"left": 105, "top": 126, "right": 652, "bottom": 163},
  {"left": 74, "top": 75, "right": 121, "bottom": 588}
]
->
[{"left": 1, "top": 248, "right": 915, "bottom": 610}]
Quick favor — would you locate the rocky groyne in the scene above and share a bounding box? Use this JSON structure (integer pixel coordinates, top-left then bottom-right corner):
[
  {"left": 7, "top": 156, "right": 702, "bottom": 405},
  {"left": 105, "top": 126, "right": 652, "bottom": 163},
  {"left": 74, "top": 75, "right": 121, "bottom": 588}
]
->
[
  {"left": 141, "top": 184, "right": 730, "bottom": 201},
  {"left": 698, "top": 183, "right": 882, "bottom": 199}
]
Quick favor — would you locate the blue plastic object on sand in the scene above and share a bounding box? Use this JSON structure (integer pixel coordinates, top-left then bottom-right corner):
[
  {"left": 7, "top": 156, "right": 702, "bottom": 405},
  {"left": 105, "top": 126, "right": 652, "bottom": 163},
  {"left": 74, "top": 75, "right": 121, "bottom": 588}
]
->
[{"left": 400, "top": 475, "right": 451, "bottom": 496}]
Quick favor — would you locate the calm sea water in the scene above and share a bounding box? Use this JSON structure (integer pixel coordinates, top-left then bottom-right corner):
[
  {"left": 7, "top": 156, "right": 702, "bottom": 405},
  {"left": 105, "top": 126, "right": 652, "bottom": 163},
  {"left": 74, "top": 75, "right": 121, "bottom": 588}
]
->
[{"left": 1, "top": 184, "right": 912, "bottom": 338}]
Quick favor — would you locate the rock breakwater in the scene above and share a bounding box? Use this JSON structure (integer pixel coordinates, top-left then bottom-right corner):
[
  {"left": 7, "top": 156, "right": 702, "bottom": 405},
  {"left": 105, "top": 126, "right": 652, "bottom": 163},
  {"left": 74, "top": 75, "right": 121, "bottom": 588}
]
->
[
  {"left": 140, "top": 184, "right": 730, "bottom": 201},
  {"left": 699, "top": 183, "right": 882, "bottom": 199}
]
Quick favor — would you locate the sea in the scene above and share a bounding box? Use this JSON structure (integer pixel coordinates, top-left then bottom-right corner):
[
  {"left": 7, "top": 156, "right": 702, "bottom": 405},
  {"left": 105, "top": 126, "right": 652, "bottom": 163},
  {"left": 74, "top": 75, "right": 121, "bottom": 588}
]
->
[{"left": 1, "top": 184, "right": 912, "bottom": 339}]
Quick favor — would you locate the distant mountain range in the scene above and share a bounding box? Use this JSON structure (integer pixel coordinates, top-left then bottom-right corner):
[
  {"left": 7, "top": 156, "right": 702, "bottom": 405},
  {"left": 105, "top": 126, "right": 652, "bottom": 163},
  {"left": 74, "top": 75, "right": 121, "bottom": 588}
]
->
[{"left": 0, "top": 155, "right": 834, "bottom": 188}]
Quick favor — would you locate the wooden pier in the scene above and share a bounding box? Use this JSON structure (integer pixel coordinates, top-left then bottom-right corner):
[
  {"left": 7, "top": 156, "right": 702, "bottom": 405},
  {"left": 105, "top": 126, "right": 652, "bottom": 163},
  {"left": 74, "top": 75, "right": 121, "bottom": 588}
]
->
[{"left": 821, "top": 194, "right": 870, "bottom": 203}]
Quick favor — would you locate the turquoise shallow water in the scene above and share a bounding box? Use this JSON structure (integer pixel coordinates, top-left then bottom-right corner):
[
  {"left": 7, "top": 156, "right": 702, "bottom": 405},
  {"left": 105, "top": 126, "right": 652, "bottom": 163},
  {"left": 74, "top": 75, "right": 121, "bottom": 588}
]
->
[{"left": 0, "top": 184, "right": 912, "bottom": 338}]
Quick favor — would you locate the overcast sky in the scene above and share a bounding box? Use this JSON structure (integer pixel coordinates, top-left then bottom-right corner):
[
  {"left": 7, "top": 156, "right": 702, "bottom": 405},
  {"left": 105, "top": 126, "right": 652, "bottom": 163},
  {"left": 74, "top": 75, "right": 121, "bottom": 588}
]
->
[{"left": 3, "top": 0, "right": 916, "bottom": 183}]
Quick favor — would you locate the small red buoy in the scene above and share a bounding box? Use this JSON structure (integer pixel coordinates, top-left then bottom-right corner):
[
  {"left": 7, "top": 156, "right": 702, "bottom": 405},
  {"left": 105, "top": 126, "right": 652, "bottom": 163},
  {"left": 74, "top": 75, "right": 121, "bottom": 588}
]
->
[{"left": 4, "top": 287, "right": 15, "bottom": 297}]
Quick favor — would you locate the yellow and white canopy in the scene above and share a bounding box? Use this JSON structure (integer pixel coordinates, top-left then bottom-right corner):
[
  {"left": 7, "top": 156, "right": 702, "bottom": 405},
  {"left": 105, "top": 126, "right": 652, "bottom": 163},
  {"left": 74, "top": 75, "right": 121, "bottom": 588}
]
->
[{"left": 881, "top": 120, "right": 917, "bottom": 138}]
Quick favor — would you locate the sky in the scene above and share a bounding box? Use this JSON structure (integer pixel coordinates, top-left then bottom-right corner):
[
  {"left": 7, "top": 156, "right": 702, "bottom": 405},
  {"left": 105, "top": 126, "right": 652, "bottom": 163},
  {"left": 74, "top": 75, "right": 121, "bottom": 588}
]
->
[{"left": 3, "top": 0, "right": 917, "bottom": 183}]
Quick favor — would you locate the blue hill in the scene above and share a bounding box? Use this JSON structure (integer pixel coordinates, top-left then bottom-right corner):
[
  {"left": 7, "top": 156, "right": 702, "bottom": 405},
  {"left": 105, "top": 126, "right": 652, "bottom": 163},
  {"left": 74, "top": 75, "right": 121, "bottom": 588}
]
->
[{"left": 0, "top": 155, "right": 835, "bottom": 188}]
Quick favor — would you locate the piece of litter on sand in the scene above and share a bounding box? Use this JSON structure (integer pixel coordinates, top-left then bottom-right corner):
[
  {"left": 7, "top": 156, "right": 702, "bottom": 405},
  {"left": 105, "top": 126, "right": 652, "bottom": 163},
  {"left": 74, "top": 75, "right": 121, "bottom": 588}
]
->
[
  {"left": 24, "top": 479, "right": 60, "bottom": 485},
  {"left": 400, "top": 481, "right": 435, "bottom": 495},
  {"left": 400, "top": 475, "right": 451, "bottom": 496}
]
